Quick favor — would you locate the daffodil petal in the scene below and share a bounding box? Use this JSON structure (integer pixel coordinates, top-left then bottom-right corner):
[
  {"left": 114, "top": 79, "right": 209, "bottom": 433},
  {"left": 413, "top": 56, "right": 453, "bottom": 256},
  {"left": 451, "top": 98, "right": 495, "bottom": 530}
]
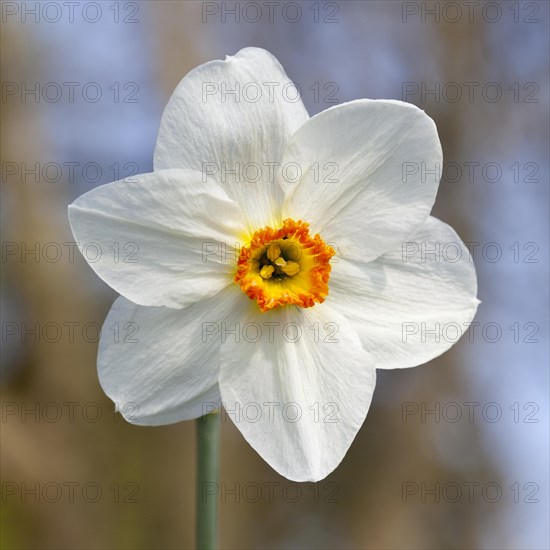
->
[
  {"left": 218, "top": 303, "right": 376, "bottom": 482},
  {"left": 329, "top": 216, "right": 480, "bottom": 369},
  {"left": 281, "top": 99, "right": 442, "bottom": 262},
  {"left": 98, "top": 287, "right": 244, "bottom": 425},
  {"left": 68, "top": 169, "right": 243, "bottom": 308},
  {"left": 154, "top": 47, "right": 310, "bottom": 229}
]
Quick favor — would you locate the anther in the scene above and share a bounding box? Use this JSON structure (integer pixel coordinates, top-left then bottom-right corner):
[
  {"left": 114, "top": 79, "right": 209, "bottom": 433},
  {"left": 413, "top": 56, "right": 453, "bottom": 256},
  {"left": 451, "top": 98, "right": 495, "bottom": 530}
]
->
[
  {"left": 266, "top": 244, "right": 281, "bottom": 262},
  {"left": 260, "top": 265, "right": 275, "bottom": 279},
  {"left": 281, "top": 261, "right": 300, "bottom": 276}
]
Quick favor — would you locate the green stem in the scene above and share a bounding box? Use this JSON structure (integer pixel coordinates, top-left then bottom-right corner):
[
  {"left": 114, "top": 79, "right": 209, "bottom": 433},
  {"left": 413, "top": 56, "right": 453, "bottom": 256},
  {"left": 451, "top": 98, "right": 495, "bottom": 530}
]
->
[{"left": 196, "top": 411, "right": 220, "bottom": 550}]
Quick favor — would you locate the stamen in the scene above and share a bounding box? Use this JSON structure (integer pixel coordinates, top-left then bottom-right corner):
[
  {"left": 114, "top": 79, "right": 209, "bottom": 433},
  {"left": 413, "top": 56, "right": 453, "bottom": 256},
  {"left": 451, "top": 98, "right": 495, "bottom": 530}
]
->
[
  {"left": 266, "top": 244, "right": 281, "bottom": 262},
  {"left": 280, "top": 261, "right": 300, "bottom": 276},
  {"left": 260, "top": 265, "right": 275, "bottom": 279}
]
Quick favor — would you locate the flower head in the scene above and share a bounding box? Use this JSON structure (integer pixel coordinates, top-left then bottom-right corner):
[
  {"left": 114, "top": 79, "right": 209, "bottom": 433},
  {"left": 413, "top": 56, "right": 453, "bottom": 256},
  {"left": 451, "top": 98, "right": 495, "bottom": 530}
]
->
[{"left": 68, "top": 48, "right": 479, "bottom": 481}]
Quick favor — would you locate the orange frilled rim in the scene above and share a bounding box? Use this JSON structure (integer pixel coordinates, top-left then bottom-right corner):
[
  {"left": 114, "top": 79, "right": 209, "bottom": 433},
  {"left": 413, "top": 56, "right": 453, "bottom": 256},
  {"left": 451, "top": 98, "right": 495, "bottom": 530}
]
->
[{"left": 234, "top": 218, "right": 335, "bottom": 312}]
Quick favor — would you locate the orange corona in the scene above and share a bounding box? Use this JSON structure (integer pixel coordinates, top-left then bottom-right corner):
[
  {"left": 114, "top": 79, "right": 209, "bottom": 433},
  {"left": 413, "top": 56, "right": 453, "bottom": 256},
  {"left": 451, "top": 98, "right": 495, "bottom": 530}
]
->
[{"left": 235, "top": 219, "right": 335, "bottom": 312}]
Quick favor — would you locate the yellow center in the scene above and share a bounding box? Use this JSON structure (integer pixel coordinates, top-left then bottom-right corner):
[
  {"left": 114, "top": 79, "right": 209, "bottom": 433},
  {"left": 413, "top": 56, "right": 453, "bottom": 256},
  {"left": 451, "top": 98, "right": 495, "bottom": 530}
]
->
[{"left": 234, "top": 219, "right": 335, "bottom": 312}]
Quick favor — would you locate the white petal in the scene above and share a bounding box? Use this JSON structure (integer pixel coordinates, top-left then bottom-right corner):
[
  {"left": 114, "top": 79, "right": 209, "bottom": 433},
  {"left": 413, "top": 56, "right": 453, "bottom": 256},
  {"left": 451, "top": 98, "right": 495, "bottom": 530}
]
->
[
  {"left": 154, "top": 47, "right": 310, "bottom": 229},
  {"left": 281, "top": 99, "right": 442, "bottom": 262},
  {"left": 68, "top": 169, "right": 244, "bottom": 308},
  {"left": 329, "top": 216, "right": 479, "bottom": 369},
  {"left": 218, "top": 303, "right": 376, "bottom": 481},
  {"left": 98, "top": 286, "right": 244, "bottom": 425}
]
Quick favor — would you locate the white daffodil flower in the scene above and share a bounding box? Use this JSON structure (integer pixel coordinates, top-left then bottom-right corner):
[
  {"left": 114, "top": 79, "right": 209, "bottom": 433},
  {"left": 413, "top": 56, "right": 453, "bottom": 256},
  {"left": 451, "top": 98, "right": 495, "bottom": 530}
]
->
[{"left": 68, "top": 47, "right": 479, "bottom": 482}]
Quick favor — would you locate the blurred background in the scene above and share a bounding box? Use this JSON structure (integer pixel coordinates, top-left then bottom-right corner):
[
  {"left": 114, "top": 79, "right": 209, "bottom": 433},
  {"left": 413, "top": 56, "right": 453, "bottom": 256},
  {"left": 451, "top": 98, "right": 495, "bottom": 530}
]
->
[{"left": 1, "top": 1, "right": 548, "bottom": 549}]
